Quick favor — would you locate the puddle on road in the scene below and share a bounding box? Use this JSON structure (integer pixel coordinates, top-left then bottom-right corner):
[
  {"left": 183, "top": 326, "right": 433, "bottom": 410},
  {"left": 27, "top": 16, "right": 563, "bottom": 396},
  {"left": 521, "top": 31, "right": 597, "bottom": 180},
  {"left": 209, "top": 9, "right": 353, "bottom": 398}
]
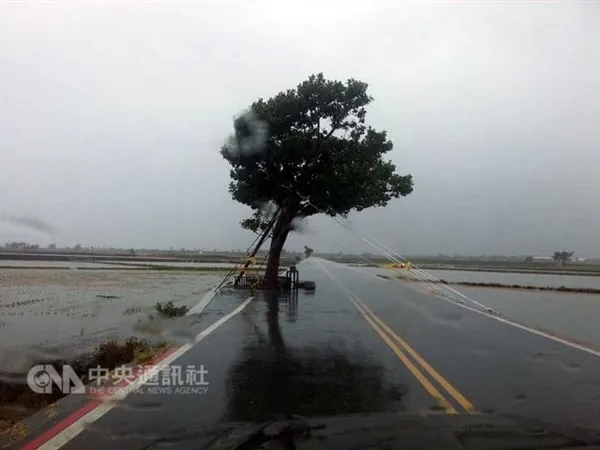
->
[
  {"left": 560, "top": 362, "right": 581, "bottom": 372},
  {"left": 222, "top": 291, "right": 408, "bottom": 422}
]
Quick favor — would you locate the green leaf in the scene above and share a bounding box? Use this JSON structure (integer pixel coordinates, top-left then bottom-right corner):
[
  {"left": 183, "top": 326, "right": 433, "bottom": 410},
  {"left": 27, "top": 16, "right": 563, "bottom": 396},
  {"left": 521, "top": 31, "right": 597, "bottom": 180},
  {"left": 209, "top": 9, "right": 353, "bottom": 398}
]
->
[{"left": 222, "top": 73, "right": 414, "bottom": 230}]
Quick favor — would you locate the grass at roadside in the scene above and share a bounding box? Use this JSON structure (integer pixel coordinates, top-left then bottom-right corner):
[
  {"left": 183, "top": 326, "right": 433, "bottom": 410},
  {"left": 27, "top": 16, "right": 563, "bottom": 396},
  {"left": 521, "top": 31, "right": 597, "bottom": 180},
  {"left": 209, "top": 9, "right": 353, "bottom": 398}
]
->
[
  {"left": 154, "top": 300, "right": 189, "bottom": 318},
  {"left": 0, "top": 300, "right": 190, "bottom": 436},
  {"left": 0, "top": 337, "right": 169, "bottom": 437}
]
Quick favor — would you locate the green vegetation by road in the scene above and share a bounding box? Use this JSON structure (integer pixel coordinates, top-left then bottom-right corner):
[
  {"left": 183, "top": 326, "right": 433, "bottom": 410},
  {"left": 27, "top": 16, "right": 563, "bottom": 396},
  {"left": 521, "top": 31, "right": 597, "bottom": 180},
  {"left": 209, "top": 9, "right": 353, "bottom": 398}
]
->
[
  {"left": 154, "top": 300, "right": 189, "bottom": 317},
  {"left": 0, "top": 338, "right": 168, "bottom": 435}
]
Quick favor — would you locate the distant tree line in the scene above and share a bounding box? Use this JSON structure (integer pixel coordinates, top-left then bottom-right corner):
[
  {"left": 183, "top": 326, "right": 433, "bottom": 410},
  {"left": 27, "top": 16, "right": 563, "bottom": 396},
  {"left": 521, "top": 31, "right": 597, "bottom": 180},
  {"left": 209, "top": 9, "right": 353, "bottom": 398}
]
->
[
  {"left": 524, "top": 251, "right": 576, "bottom": 266},
  {"left": 2, "top": 242, "right": 75, "bottom": 250},
  {"left": 2, "top": 242, "right": 40, "bottom": 250}
]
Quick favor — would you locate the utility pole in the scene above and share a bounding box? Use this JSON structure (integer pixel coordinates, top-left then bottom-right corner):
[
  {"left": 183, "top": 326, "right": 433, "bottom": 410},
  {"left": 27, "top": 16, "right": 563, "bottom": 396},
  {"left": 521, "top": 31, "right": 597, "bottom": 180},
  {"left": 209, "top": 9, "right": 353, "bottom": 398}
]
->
[{"left": 234, "top": 208, "right": 281, "bottom": 286}]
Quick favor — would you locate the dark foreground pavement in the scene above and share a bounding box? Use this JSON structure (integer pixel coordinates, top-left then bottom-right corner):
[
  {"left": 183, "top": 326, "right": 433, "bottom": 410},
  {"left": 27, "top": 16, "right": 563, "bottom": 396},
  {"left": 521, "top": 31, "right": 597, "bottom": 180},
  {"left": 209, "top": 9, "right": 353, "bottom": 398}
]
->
[{"left": 12, "top": 258, "right": 600, "bottom": 449}]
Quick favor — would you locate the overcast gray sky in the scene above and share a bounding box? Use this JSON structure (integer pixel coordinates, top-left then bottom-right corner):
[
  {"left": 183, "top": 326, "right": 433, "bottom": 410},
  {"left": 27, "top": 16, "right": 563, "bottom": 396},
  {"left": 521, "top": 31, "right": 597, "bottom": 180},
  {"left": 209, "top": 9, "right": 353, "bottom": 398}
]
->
[{"left": 1, "top": 1, "right": 599, "bottom": 256}]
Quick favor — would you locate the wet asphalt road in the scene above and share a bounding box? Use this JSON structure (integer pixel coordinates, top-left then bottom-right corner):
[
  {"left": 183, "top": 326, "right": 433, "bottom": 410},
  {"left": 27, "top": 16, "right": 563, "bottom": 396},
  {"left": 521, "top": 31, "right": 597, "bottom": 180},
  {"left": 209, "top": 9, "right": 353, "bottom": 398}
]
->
[{"left": 21, "top": 259, "right": 600, "bottom": 448}]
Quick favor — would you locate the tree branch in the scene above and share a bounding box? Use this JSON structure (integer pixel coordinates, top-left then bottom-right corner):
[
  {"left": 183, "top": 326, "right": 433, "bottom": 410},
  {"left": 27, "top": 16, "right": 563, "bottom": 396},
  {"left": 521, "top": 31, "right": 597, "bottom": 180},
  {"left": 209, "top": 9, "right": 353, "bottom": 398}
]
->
[{"left": 323, "top": 121, "right": 340, "bottom": 140}]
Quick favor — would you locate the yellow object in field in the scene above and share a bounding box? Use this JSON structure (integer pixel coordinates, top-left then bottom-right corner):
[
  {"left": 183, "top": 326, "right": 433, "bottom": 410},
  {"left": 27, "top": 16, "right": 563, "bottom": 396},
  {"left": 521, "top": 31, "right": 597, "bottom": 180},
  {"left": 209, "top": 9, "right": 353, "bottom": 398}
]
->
[
  {"left": 380, "top": 261, "right": 413, "bottom": 270},
  {"left": 381, "top": 262, "right": 407, "bottom": 269}
]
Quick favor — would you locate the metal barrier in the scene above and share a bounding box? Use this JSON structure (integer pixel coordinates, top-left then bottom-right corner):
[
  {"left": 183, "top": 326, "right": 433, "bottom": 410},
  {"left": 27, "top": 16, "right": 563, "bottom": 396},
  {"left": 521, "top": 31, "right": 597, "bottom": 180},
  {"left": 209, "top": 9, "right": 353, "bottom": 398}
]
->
[{"left": 234, "top": 266, "right": 300, "bottom": 291}]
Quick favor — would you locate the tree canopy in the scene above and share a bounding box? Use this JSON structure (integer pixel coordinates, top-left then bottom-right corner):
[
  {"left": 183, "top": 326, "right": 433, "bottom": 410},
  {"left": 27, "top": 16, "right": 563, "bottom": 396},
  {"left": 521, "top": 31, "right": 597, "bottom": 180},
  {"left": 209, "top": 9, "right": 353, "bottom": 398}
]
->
[
  {"left": 221, "top": 73, "right": 414, "bottom": 287},
  {"left": 222, "top": 73, "right": 413, "bottom": 226}
]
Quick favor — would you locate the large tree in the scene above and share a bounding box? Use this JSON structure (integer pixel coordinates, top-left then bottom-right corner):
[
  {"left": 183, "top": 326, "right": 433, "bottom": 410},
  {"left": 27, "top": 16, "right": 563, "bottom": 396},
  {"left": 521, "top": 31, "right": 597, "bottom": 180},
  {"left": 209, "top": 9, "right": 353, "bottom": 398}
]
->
[
  {"left": 553, "top": 251, "right": 574, "bottom": 266},
  {"left": 221, "top": 73, "right": 413, "bottom": 288}
]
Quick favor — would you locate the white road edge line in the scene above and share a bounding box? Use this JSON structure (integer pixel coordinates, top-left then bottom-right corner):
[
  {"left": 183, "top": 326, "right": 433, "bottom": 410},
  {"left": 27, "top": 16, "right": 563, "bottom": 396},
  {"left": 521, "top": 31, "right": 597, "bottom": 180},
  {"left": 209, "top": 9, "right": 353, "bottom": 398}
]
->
[
  {"left": 38, "top": 295, "right": 255, "bottom": 450},
  {"left": 187, "top": 286, "right": 219, "bottom": 315},
  {"left": 320, "top": 260, "right": 600, "bottom": 358},
  {"left": 379, "top": 263, "right": 600, "bottom": 358},
  {"left": 435, "top": 294, "right": 600, "bottom": 358}
]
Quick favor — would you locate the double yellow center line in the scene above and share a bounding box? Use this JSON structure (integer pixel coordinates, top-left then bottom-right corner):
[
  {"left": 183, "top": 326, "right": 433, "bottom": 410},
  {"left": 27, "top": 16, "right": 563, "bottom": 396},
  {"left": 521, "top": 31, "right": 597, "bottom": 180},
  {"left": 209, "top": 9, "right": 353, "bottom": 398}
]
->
[{"left": 320, "top": 263, "right": 475, "bottom": 414}]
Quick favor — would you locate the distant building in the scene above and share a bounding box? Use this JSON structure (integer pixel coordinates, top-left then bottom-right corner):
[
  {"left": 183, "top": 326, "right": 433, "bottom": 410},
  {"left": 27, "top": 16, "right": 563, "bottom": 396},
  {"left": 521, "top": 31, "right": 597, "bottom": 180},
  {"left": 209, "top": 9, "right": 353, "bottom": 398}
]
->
[
  {"left": 525, "top": 255, "right": 589, "bottom": 264},
  {"left": 569, "top": 256, "right": 589, "bottom": 263}
]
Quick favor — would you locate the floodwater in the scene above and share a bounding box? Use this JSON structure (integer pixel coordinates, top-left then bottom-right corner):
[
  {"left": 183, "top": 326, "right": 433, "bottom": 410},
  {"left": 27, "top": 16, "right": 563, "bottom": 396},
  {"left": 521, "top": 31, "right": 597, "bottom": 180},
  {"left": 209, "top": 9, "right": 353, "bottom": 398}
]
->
[
  {"left": 364, "top": 266, "right": 600, "bottom": 348},
  {"left": 0, "top": 269, "right": 222, "bottom": 369},
  {"left": 423, "top": 269, "right": 600, "bottom": 289},
  {"left": 0, "top": 260, "right": 135, "bottom": 269},
  {"left": 385, "top": 269, "right": 600, "bottom": 350},
  {"left": 0, "top": 260, "right": 241, "bottom": 269},
  {"left": 386, "top": 267, "right": 600, "bottom": 289},
  {"left": 452, "top": 286, "right": 600, "bottom": 349},
  {"left": 6, "top": 260, "right": 600, "bottom": 446},
  {"left": 116, "top": 261, "right": 239, "bottom": 268},
  {"left": 2, "top": 262, "right": 599, "bottom": 371}
]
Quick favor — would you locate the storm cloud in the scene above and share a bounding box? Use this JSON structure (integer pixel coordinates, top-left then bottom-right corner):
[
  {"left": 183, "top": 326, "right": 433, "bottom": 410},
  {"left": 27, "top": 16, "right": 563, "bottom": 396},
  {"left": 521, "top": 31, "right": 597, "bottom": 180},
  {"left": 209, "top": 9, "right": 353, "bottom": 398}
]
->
[{"left": 1, "top": 1, "right": 598, "bottom": 257}]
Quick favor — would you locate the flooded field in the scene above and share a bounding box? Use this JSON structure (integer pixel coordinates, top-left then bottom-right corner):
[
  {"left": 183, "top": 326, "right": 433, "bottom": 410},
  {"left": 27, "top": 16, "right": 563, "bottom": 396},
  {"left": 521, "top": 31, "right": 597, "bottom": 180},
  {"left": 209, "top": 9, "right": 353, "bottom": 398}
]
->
[
  {"left": 381, "top": 267, "right": 600, "bottom": 349},
  {"left": 367, "top": 266, "right": 600, "bottom": 348},
  {"left": 0, "top": 269, "right": 223, "bottom": 369},
  {"left": 116, "top": 261, "right": 239, "bottom": 268},
  {"left": 451, "top": 286, "right": 600, "bottom": 350},
  {"left": 422, "top": 269, "right": 600, "bottom": 290},
  {"left": 0, "top": 260, "right": 136, "bottom": 269},
  {"left": 363, "top": 265, "right": 600, "bottom": 290},
  {"left": 0, "top": 260, "right": 240, "bottom": 269}
]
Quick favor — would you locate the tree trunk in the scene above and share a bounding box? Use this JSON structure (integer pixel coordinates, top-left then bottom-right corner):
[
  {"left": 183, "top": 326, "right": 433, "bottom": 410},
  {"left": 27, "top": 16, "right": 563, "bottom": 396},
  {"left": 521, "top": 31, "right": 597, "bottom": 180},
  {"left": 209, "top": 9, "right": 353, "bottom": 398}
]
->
[{"left": 262, "top": 209, "right": 293, "bottom": 290}]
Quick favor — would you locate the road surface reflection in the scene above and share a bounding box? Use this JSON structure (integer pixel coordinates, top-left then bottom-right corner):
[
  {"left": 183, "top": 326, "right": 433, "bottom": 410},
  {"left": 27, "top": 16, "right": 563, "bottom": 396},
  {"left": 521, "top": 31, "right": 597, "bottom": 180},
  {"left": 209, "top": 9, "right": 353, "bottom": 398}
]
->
[{"left": 223, "top": 291, "right": 407, "bottom": 422}]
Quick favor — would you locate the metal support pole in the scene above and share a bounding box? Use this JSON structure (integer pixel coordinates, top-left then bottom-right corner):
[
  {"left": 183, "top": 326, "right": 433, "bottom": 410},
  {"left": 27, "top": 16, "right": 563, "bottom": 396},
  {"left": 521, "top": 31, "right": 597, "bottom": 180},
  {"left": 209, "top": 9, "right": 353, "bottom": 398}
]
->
[{"left": 234, "top": 208, "right": 281, "bottom": 286}]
